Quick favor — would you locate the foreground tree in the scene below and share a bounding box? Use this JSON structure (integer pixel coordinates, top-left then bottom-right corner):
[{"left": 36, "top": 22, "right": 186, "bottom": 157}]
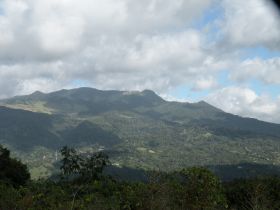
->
[
  {"left": 60, "top": 146, "right": 82, "bottom": 178},
  {"left": 0, "top": 145, "right": 30, "bottom": 186},
  {"left": 80, "top": 151, "right": 110, "bottom": 180},
  {"left": 179, "top": 167, "right": 227, "bottom": 210},
  {"left": 60, "top": 146, "right": 109, "bottom": 181}
]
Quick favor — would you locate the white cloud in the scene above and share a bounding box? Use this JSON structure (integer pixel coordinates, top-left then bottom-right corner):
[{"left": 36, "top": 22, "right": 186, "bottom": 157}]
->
[
  {"left": 0, "top": 0, "right": 224, "bottom": 94},
  {"left": 206, "top": 86, "right": 280, "bottom": 123},
  {"left": 0, "top": 0, "right": 279, "bottom": 123},
  {"left": 222, "top": 0, "right": 280, "bottom": 48},
  {"left": 0, "top": 0, "right": 220, "bottom": 96},
  {"left": 0, "top": 0, "right": 212, "bottom": 61},
  {"left": 0, "top": 17, "right": 14, "bottom": 46},
  {"left": 192, "top": 76, "right": 218, "bottom": 91},
  {"left": 37, "top": 17, "right": 85, "bottom": 55},
  {"left": 230, "top": 57, "right": 280, "bottom": 85},
  {"left": 160, "top": 94, "right": 189, "bottom": 103}
]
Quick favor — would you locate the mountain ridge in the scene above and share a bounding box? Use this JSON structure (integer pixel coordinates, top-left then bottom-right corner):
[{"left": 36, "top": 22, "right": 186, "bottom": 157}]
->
[
  {"left": 1, "top": 87, "right": 278, "bottom": 125},
  {"left": 0, "top": 87, "right": 280, "bottom": 179}
]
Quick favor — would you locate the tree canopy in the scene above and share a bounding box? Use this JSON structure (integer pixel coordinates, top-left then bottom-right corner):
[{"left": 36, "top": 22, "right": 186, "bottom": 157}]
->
[
  {"left": 0, "top": 145, "right": 30, "bottom": 186},
  {"left": 60, "top": 146, "right": 109, "bottom": 181}
]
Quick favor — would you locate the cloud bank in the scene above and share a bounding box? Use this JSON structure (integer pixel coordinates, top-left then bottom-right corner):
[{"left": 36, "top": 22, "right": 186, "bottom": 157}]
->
[{"left": 0, "top": 0, "right": 280, "bottom": 123}]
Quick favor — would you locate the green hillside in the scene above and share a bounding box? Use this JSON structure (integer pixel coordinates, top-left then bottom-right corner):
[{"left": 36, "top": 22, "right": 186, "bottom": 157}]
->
[{"left": 0, "top": 87, "right": 280, "bottom": 179}]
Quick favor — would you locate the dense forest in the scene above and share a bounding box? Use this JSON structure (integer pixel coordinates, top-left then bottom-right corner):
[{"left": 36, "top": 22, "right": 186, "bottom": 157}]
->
[
  {"left": 1, "top": 145, "right": 280, "bottom": 210},
  {"left": 2, "top": 88, "right": 280, "bottom": 180}
]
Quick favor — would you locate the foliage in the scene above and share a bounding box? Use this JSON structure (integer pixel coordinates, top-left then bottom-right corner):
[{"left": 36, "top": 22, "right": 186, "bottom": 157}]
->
[
  {"left": 178, "top": 167, "right": 227, "bottom": 209},
  {"left": 0, "top": 145, "right": 30, "bottom": 186},
  {"left": 60, "top": 146, "right": 81, "bottom": 177},
  {"left": 1, "top": 148, "right": 280, "bottom": 210},
  {"left": 60, "top": 146, "right": 110, "bottom": 181},
  {"left": 1, "top": 87, "right": 280, "bottom": 180},
  {"left": 225, "top": 177, "right": 280, "bottom": 210}
]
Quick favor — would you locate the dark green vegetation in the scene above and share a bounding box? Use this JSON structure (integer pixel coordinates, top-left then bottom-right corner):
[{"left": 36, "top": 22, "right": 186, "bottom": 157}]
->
[
  {"left": 1, "top": 146, "right": 280, "bottom": 210},
  {"left": 0, "top": 87, "right": 280, "bottom": 179},
  {"left": 60, "top": 146, "right": 109, "bottom": 181},
  {"left": 0, "top": 145, "right": 30, "bottom": 186}
]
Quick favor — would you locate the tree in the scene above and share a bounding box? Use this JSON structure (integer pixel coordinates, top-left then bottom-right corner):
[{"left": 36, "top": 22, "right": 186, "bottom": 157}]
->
[
  {"left": 60, "top": 146, "right": 109, "bottom": 181},
  {"left": 59, "top": 146, "right": 110, "bottom": 209},
  {"left": 60, "top": 146, "right": 82, "bottom": 178},
  {"left": 0, "top": 145, "right": 30, "bottom": 186},
  {"left": 179, "top": 167, "right": 227, "bottom": 210},
  {"left": 80, "top": 152, "right": 109, "bottom": 180}
]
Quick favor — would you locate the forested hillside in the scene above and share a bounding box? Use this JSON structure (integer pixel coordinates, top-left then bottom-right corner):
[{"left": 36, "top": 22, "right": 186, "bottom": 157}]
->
[
  {"left": 0, "top": 87, "right": 280, "bottom": 179},
  {"left": 1, "top": 145, "right": 280, "bottom": 210}
]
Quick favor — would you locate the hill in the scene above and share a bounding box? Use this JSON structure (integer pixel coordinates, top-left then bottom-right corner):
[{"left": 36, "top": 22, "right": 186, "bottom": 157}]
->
[{"left": 0, "top": 87, "right": 280, "bottom": 179}]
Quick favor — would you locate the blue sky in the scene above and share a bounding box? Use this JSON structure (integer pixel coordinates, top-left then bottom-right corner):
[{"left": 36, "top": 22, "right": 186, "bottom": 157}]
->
[
  {"left": 171, "top": 4, "right": 280, "bottom": 102},
  {"left": 0, "top": 0, "right": 279, "bottom": 123}
]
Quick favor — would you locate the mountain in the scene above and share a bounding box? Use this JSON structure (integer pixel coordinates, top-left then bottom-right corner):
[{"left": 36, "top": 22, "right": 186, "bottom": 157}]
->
[{"left": 0, "top": 87, "right": 280, "bottom": 179}]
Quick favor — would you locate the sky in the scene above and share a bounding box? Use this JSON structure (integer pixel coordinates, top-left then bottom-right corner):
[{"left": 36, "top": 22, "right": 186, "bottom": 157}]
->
[{"left": 0, "top": 0, "right": 280, "bottom": 123}]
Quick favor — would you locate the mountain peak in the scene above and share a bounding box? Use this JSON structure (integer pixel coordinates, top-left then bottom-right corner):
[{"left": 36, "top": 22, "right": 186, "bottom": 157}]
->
[
  {"left": 140, "top": 89, "right": 165, "bottom": 102},
  {"left": 196, "top": 100, "right": 210, "bottom": 106},
  {"left": 141, "top": 89, "right": 156, "bottom": 95},
  {"left": 31, "top": 91, "right": 44, "bottom": 96}
]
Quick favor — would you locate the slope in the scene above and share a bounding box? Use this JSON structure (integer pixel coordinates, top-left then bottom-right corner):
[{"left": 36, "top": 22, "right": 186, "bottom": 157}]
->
[{"left": 0, "top": 87, "right": 280, "bottom": 179}]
